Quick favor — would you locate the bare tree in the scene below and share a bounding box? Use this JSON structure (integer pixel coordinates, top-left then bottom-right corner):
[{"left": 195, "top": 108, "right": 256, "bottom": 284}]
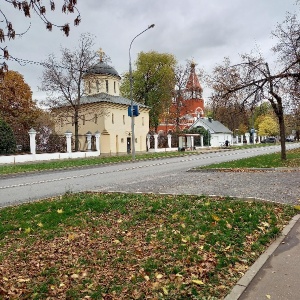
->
[
  {"left": 208, "top": 12, "right": 300, "bottom": 160},
  {"left": 0, "top": 0, "right": 81, "bottom": 76},
  {"left": 40, "top": 33, "right": 104, "bottom": 151}
]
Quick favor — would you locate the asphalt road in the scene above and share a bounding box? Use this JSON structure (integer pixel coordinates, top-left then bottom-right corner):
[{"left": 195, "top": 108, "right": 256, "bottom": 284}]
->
[{"left": 0, "top": 144, "right": 300, "bottom": 207}]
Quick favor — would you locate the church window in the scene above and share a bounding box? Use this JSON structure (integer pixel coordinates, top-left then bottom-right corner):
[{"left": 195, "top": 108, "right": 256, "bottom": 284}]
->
[
  {"left": 114, "top": 81, "right": 116, "bottom": 93},
  {"left": 123, "top": 115, "right": 125, "bottom": 125},
  {"left": 71, "top": 116, "right": 74, "bottom": 126},
  {"left": 142, "top": 117, "right": 144, "bottom": 126},
  {"left": 94, "top": 114, "right": 98, "bottom": 124},
  {"left": 88, "top": 81, "right": 91, "bottom": 94},
  {"left": 96, "top": 80, "right": 100, "bottom": 93},
  {"left": 106, "top": 80, "right": 109, "bottom": 93},
  {"left": 121, "top": 138, "right": 124, "bottom": 143},
  {"left": 112, "top": 113, "right": 114, "bottom": 124},
  {"left": 82, "top": 115, "right": 85, "bottom": 125}
]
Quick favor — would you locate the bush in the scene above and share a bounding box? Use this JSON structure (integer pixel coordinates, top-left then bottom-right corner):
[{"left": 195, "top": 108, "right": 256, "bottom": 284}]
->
[{"left": 0, "top": 119, "right": 16, "bottom": 155}]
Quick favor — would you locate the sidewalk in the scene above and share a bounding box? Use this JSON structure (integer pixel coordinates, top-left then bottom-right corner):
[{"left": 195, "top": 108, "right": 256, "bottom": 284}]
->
[{"left": 225, "top": 214, "right": 300, "bottom": 300}]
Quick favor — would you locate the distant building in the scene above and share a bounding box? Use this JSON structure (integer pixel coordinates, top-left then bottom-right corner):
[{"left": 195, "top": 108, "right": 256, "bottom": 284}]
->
[
  {"left": 157, "top": 61, "right": 205, "bottom": 133},
  {"left": 190, "top": 117, "right": 233, "bottom": 147},
  {"left": 53, "top": 50, "right": 150, "bottom": 154}
]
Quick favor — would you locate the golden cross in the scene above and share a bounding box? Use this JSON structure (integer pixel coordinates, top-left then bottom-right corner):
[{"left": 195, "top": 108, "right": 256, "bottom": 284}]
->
[{"left": 97, "top": 48, "right": 105, "bottom": 62}]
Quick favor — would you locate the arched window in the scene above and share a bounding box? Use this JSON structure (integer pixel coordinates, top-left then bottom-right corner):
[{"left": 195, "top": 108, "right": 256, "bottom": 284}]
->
[{"left": 106, "top": 80, "right": 109, "bottom": 93}]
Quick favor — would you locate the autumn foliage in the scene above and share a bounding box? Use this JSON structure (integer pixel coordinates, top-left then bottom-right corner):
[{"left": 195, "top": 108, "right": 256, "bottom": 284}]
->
[
  {"left": 0, "top": 71, "right": 38, "bottom": 134},
  {"left": 0, "top": 192, "right": 296, "bottom": 299}
]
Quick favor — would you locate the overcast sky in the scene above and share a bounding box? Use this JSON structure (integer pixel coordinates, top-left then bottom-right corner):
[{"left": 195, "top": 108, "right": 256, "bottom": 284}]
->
[{"left": 2, "top": 0, "right": 299, "bottom": 102}]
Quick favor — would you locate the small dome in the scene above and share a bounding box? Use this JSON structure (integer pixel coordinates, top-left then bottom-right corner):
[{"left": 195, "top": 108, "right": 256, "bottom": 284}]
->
[{"left": 86, "top": 61, "right": 121, "bottom": 79}]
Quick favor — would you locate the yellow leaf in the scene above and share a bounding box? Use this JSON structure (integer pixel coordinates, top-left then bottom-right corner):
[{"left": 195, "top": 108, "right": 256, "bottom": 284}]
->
[
  {"left": 261, "top": 222, "right": 270, "bottom": 228},
  {"left": 3, "top": 277, "right": 8, "bottom": 281},
  {"left": 266, "top": 295, "right": 271, "bottom": 299},
  {"left": 181, "top": 223, "right": 186, "bottom": 228},
  {"left": 144, "top": 275, "right": 150, "bottom": 281},
  {"left": 162, "top": 287, "right": 169, "bottom": 295},
  {"left": 57, "top": 209, "right": 63, "bottom": 214},
  {"left": 71, "top": 274, "right": 79, "bottom": 279},
  {"left": 17, "top": 278, "right": 30, "bottom": 282},
  {"left": 37, "top": 222, "right": 43, "bottom": 227},
  {"left": 212, "top": 214, "right": 220, "bottom": 222},
  {"left": 192, "top": 279, "right": 204, "bottom": 285},
  {"left": 156, "top": 274, "right": 163, "bottom": 279},
  {"left": 68, "top": 233, "right": 76, "bottom": 240},
  {"left": 24, "top": 227, "right": 31, "bottom": 234},
  {"left": 294, "top": 205, "right": 300, "bottom": 211},
  {"left": 226, "top": 222, "right": 232, "bottom": 229},
  {"left": 181, "top": 238, "right": 188, "bottom": 243},
  {"left": 113, "top": 239, "right": 121, "bottom": 244},
  {"left": 117, "top": 219, "right": 122, "bottom": 223}
]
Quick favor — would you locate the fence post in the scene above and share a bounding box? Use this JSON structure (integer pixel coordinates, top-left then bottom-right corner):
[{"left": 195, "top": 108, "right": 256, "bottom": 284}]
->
[
  {"left": 154, "top": 134, "right": 158, "bottom": 151},
  {"left": 65, "top": 130, "right": 72, "bottom": 153},
  {"left": 86, "top": 131, "right": 92, "bottom": 151},
  {"left": 95, "top": 131, "right": 100, "bottom": 153},
  {"left": 167, "top": 134, "right": 172, "bottom": 148},
  {"left": 146, "top": 133, "right": 151, "bottom": 151},
  {"left": 28, "top": 128, "right": 37, "bottom": 154},
  {"left": 191, "top": 135, "right": 194, "bottom": 149},
  {"left": 245, "top": 133, "right": 250, "bottom": 144}
]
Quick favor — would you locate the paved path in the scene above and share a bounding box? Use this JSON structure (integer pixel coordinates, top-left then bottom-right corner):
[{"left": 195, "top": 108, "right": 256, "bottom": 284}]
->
[{"left": 226, "top": 214, "right": 300, "bottom": 300}]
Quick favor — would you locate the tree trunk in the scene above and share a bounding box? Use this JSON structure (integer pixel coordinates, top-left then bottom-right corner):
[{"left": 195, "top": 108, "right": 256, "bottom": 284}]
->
[
  {"left": 270, "top": 92, "right": 286, "bottom": 160},
  {"left": 278, "top": 112, "right": 286, "bottom": 160}
]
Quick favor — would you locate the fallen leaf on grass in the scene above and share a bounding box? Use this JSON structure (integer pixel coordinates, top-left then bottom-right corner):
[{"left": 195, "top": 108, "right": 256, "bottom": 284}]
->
[
  {"left": 57, "top": 209, "right": 63, "bottom": 214},
  {"left": 71, "top": 274, "right": 79, "bottom": 279},
  {"left": 212, "top": 214, "right": 220, "bottom": 222},
  {"left": 266, "top": 295, "right": 271, "bottom": 299},
  {"left": 192, "top": 279, "right": 204, "bottom": 285},
  {"left": 17, "top": 278, "right": 30, "bottom": 283},
  {"left": 162, "top": 287, "right": 168, "bottom": 295}
]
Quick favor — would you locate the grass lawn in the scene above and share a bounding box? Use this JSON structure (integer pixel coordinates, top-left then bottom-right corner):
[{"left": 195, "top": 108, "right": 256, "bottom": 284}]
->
[
  {"left": 196, "top": 147, "right": 300, "bottom": 169},
  {"left": 0, "top": 192, "right": 298, "bottom": 299}
]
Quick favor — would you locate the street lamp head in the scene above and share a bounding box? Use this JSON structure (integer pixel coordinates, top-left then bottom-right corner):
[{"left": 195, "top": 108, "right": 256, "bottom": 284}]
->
[{"left": 148, "top": 24, "right": 155, "bottom": 29}]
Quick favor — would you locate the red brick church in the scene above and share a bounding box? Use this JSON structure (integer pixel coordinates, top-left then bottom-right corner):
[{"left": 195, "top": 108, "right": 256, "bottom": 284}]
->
[{"left": 157, "top": 61, "right": 205, "bottom": 133}]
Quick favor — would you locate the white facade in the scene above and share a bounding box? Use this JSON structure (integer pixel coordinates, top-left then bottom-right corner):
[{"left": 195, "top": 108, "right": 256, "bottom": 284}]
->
[{"left": 190, "top": 117, "right": 233, "bottom": 147}]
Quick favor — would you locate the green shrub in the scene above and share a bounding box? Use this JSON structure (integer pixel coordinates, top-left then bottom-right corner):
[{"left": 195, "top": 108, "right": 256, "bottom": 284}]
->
[{"left": 0, "top": 119, "right": 16, "bottom": 155}]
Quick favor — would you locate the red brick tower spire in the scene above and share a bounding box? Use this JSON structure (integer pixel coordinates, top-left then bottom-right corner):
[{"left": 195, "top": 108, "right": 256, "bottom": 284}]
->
[{"left": 185, "top": 61, "right": 203, "bottom": 99}]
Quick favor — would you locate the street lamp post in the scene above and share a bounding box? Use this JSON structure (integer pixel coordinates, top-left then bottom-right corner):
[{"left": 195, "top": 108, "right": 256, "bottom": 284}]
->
[{"left": 129, "top": 24, "right": 155, "bottom": 160}]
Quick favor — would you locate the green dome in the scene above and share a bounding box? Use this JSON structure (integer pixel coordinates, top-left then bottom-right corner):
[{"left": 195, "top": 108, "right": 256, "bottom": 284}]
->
[{"left": 86, "top": 61, "right": 121, "bottom": 79}]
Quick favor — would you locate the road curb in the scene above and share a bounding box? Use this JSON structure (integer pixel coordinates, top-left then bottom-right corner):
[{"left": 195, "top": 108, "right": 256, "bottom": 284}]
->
[{"left": 224, "top": 214, "right": 300, "bottom": 300}]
